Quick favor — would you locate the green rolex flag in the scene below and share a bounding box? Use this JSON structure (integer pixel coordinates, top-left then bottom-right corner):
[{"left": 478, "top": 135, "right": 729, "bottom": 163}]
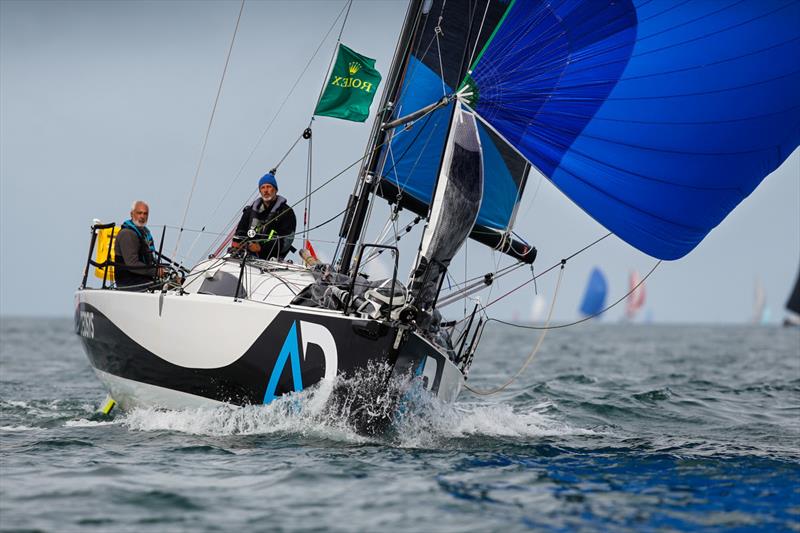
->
[{"left": 314, "top": 44, "right": 382, "bottom": 122}]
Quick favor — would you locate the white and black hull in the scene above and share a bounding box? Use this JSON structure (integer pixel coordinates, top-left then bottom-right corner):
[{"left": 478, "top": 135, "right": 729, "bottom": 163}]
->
[{"left": 74, "top": 260, "right": 463, "bottom": 419}]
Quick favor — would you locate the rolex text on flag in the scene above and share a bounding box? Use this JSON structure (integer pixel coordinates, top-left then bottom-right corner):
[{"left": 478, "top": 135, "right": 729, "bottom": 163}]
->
[{"left": 314, "top": 44, "right": 382, "bottom": 122}]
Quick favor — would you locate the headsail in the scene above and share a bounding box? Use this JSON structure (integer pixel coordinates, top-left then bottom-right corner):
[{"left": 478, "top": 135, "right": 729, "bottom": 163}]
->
[
  {"left": 785, "top": 264, "right": 800, "bottom": 326},
  {"left": 409, "top": 102, "right": 483, "bottom": 312},
  {"left": 375, "top": 0, "right": 535, "bottom": 263},
  {"left": 463, "top": 0, "right": 800, "bottom": 260}
]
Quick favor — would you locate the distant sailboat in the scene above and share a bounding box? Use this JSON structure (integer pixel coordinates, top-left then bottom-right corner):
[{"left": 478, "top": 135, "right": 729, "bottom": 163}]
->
[
  {"left": 624, "top": 270, "right": 646, "bottom": 322},
  {"left": 530, "top": 293, "right": 547, "bottom": 324},
  {"left": 752, "top": 278, "right": 770, "bottom": 324},
  {"left": 579, "top": 268, "right": 608, "bottom": 318},
  {"left": 784, "top": 266, "right": 800, "bottom": 327}
]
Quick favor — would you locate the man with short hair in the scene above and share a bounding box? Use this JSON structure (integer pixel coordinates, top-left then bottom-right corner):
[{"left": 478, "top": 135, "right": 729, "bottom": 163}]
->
[
  {"left": 232, "top": 173, "right": 296, "bottom": 260},
  {"left": 115, "top": 200, "right": 165, "bottom": 290}
]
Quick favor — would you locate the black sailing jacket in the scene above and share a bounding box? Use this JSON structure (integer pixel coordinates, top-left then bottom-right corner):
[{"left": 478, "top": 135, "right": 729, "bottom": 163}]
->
[{"left": 234, "top": 195, "right": 296, "bottom": 260}]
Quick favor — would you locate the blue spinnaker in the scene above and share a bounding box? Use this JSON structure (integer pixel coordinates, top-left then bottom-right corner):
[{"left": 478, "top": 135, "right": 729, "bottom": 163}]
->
[
  {"left": 580, "top": 267, "right": 608, "bottom": 317},
  {"left": 466, "top": 0, "right": 800, "bottom": 260}
]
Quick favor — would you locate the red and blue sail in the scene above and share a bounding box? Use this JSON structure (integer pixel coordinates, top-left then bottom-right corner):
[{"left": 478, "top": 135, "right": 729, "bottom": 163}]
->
[{"left": 378, "top": 0, "right": 800, "bottom": 261}]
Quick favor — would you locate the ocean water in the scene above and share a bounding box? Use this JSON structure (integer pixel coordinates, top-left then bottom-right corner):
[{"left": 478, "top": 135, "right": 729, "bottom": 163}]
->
[{"left": 1, "top": 317, "right": 798, "bottom": 532}]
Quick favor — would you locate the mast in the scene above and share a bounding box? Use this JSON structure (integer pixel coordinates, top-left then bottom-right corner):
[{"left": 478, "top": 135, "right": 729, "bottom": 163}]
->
[{"left": 338, "top": 0, "right": 425, "bottom": 275}]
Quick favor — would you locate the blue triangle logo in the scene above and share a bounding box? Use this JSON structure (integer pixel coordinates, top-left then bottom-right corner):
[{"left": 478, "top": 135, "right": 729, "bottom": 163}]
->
[{"left": 263, "top": 321, "right": 304, "bottom": 404}]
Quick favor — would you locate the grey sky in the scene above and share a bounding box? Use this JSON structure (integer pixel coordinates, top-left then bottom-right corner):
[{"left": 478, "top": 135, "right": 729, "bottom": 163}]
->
[{"left": 1, "top": 0, "right": 798, "bottom": 323}]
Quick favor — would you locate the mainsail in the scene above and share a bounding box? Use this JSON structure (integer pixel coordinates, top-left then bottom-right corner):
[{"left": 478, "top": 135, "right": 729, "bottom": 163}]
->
[
  {"left": 462, "top": 0, "right": 800, "bottom": 260},
  {"left": 785, "top": 265, "right": 800, "bottom": 325}
]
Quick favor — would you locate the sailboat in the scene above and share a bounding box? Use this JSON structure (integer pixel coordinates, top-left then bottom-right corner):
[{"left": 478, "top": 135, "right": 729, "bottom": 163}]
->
[
  {"left": 784, "top": 266, "right": 800, "bottom": 327},
  {"left": 530, "top": 294, "right": 547, "bottom": 324},
  {"left": 752, "top": 278, "right": 770, "bottom": 324},
  {"left": 624, "top": 270, "right": 646, "bottom": 322},
  {"left": 579, "top": 267, "right": 608, "bottom": 318},
  {"left": 75, "top": 1, "right": 800, "bottom": 424}
]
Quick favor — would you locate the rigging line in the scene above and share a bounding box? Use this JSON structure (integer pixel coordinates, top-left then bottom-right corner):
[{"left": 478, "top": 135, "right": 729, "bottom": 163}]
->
[
  {"left": 439, "top": 260, "right": 523, "bottom": 298},
  {"left": 361, "top": 212, "right": 422, "bottom": 266},
  {"left": 183, "top": 146, "right": 299, "bottom": 262},
  {"left": 517, "top": 166, "right": 545, "bottom": 223},
  {"left": 273, "top": 132, "right": 306, "bottom": 172},
  {"left": 162, "top": 225, "right": 227, "bottom": 236},
  {"left": 198, "top": 2, "right": 350, "bottom": 242},
  {"left": 443, "top": 232, "right": 613, "bottom": 313},
  {"left": 482, "top": 232, "right": 613, "bottom": 311},
  {"left": 465, "top": 0, "right": 492, "bottom": 72},
  {"left": 216, "top": 101, "right": 427, "bottom": 263},
  {"left": 299, "top": 208, "right": 345, "bottom": 236},
  {"left": 202, "top": 198, "right": 253, "bottom": 259},
  {"left": 484, "top": 246, "right": 503, "bottom": 303},
  {"left": 355, "top": 173, "right": 381, "bottom": 265},
  {"left": 304, "top": 126, "right": 313, "bottom": 244},
  {"left": 234, "top": 207, "right": 346, "bottom": 244},
  {"left": 491, "top": 259, "right": 661, "bottom": 331},
  {"left": 434, "top": 16, "right": 447, "bottom": 96},
  {"left": 209, "top": 138, "right": 368, "bottom": 260},
  {"left": 464, "top": 238, "right": 468, "bottom": 316},
  {"left": 172, "top": 0, "right": 245, "bottom": 264},
  {"left": 204, "top": 197, "right": 344, "bottom": 261},
  {"left": 464, "top": 260, "right": 565, "bottom": 396},
  {"left": 312, "top": 0, "right": 353, "bottom": 108},
  {"left": 359, "top": 210, "right": 411, "bottom": 265},
  {"left": 506, "top": 160, "right": 530, "bottom": 234},
  {"left": 274, "top": 104, "right": 437, "bottom": 227},
  {"left": 437, "top": 262, "right": 524, "bottom": 309}
]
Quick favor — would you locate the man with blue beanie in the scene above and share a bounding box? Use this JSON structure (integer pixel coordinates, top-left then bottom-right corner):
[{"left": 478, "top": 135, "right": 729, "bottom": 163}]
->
[{"left": 232, "top": 172, "right": 296, "bottom": 260}]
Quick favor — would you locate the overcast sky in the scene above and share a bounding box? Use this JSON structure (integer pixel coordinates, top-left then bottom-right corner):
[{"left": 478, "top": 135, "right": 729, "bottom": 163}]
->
[{"left": 1, "top": 0, "right": 798, "bottom": 323}]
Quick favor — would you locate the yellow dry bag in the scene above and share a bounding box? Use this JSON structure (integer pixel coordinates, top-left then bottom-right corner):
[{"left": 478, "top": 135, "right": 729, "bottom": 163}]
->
[{"left": 94, "top": 226, "right": 120, "bottom": 281}]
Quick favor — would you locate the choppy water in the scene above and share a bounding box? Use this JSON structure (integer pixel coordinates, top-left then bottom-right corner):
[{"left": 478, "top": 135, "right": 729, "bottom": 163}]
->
[{"left": 1, "top": 317, "right": 798, "bottom": 532}]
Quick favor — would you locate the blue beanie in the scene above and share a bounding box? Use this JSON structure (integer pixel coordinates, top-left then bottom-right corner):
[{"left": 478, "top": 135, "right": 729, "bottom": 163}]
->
[{"left": 258, "top": 173, "right": 278, "bottom": 190}]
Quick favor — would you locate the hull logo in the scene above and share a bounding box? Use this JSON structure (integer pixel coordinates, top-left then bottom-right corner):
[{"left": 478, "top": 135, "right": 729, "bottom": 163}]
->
[
  {"left": 78, "top": 311, "right": 94, "bottom": 339},
  {"left": 263, "top": 320, "right": 338, "bottom": 404},
  {"left": 417, "top": 355, "right": 439, "bottom": 391}
]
